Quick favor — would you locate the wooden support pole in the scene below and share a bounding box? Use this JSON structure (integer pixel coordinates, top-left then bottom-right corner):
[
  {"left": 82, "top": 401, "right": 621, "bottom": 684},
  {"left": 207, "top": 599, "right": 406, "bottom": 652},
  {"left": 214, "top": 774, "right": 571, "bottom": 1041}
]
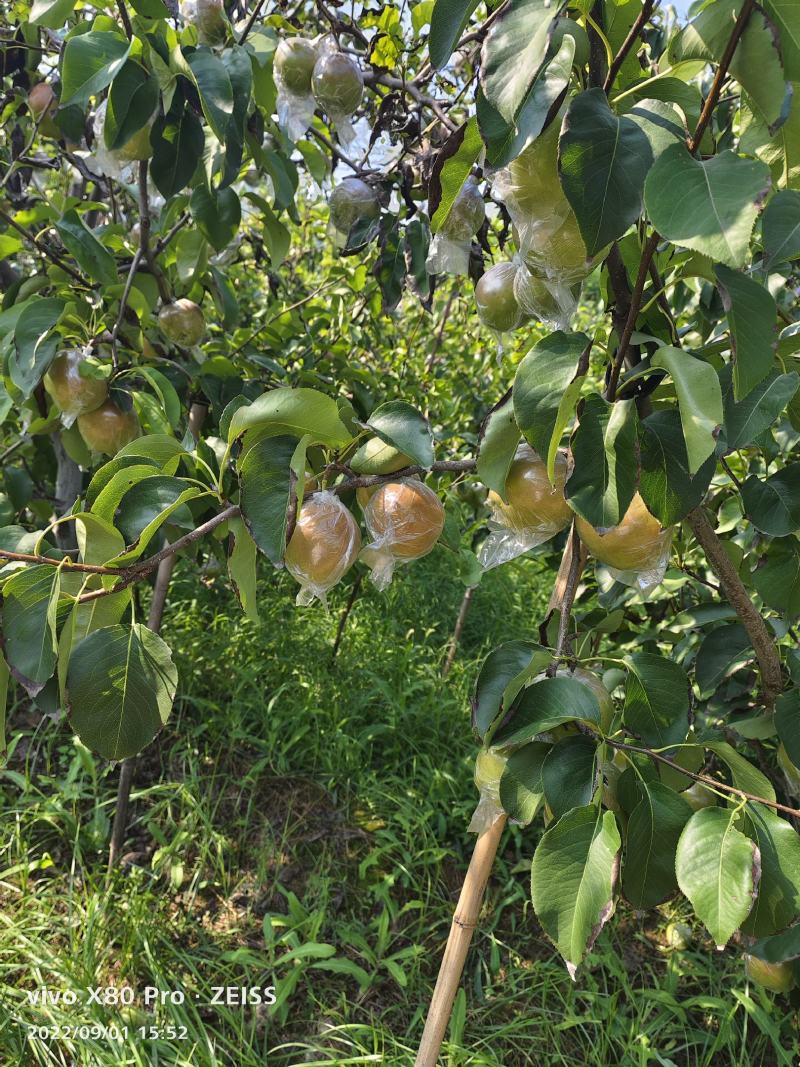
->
[{"left": 415, "top": 813, "right": 507, "bottom": 1067}]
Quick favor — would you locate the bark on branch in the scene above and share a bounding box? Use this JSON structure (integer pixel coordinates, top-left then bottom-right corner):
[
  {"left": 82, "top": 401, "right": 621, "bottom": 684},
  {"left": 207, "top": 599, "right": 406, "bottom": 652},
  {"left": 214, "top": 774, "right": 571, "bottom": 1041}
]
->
[{"left": 686, "top": 507, "right": 783, "bottom": 708}]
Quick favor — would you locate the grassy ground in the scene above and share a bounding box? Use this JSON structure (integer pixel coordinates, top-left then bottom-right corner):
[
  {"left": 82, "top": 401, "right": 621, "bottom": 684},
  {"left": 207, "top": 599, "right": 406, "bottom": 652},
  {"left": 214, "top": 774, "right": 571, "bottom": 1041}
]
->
[{"left": 1, "top": 547, "right": 797, "bottom": 1066}]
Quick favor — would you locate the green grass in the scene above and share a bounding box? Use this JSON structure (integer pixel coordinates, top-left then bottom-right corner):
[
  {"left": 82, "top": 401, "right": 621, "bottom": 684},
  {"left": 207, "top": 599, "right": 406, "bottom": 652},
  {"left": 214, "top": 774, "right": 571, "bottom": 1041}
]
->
[{"left": 1, "top": 548, "right": 798, "bottom": 1066}]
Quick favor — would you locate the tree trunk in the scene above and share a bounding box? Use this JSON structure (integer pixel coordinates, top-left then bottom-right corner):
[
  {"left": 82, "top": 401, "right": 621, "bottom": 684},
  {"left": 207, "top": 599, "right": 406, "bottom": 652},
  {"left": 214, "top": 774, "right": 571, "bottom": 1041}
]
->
[
  {"left": 442, "top": 585, "right": 474, "bottom": 677},
  {"left": 107, "top": 402, "right": 206, "bottom": 874}
]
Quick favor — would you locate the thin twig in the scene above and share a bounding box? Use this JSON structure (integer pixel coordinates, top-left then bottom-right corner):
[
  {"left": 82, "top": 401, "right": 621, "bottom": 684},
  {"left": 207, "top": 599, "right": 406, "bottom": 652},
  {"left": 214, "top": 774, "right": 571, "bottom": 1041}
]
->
[
  {"left": 606, "top": 736, "right": 800, "bottom": 819},
  {"left": 116, "top": 0, "right": 133, "bottom": 38},
  {"left": 687, "top": 0, "right": 756, "bottom": 153},
  {"left": 314, "top": 458, "right": 476, "bottom": 496},
  {"left": 603, "top": 0, "right": 657, "bottom": 93},
  {"left": 238, "top": 0, "right": 268, "bottom": 45},
  {"left": 0, "top": 206, "right": 85, "bottom": 284}
]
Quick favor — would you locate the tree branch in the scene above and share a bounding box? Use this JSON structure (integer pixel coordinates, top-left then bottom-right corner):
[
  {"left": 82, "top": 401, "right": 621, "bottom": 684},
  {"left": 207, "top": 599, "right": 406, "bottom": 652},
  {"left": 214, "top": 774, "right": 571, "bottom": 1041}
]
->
[
  {"left": 687, "top": 0, "right": 756, "bottom": 153},
  {"left": 603, "top": 0, "right": 657, "bottom": 94},
  {"left": 606, "top": 735, "right": 800, "bottom": 819},
  {"left": 686, "top": 507, "right": 783, "bottom": 707},
  {"left": 0, "top": 206, "right": 86, "bottom": 284}
]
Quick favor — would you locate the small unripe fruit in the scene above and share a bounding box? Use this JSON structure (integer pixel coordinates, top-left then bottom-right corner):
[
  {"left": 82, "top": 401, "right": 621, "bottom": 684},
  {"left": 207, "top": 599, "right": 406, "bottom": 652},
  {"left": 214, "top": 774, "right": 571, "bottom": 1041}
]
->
[
  {"left": 113, "top": 123, "right": 153, "bottom": 163},
  {"left": 441, "top": 175, "right": 485, "bottom": 241},
  {"left": 745, "top": 955, "right": 795, "bottom": 993},
  {"left": 158, "top": 299, "right": 206, "bottom": 348},
  {"left": 275, "top": 38, "right": 317, "bottom": 95},
  {"left": 475, "top": 263, "right": 524, "bottom": 332},
  {"left": 29, "top": 82, "right": 56, "bottom": 119},
  {"left": 474, "top": 747, "right": 508, "bottom": 793},
  {"left": 665, "top": 922, "right": 693, "bottom": 951},
  {"left": 350, "top": 436, "right": 412, "bottom": 476},
  {"left": 44, "top": 351, "right": 108, "bottom": 425},
  {"left": 284, "top": 494, "right": 361, "bottom": 595},
  {"left": 561, "top": 667, "right": 614, "bottom": 733},
  {"left": 312, "top": 51, "right": 363, "bottom": 116},
  {"left": 575, "top": 493, "right": 669, "bottom": 573},
  {"left": 28, "top": 82, "right": 60, "bottom": 138},
  {"left": 487, "top": 447, "right": 571, "bottom": 536},
  {"left": 681, "top": 781, "right": 717, "bottom": 811},
  {"left": 186, "top": 0, "right": 227, "bottom": 44},
  {"left": 77, "top": 400, "right": 140, "bottom": 455},
  {"left": 549, "top": 18, "right": 590, "bottom": 67},
  {"left": 329, "top": 178, "right": 380, "bottom": 235},
  {"left": 366, "top": 480, "right": 444, "bottom": 560}
]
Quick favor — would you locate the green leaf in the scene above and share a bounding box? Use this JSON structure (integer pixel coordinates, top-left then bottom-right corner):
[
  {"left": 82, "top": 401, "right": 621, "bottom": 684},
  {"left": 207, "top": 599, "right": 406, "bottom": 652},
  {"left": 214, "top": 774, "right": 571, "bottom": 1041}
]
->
[
  {"left": 477, "top": 36, "right": 575, "bottom": 170},
  {"left": 104, "top": 60, "right": 159, "bottom": 151},
  {"left": 429, "top": 0, "right": 480, "bottom": 69},
  {"left": 499, "top": 742, "right": 548, "bottom": 825},
  {"left": 644, "top": 144, "right": 771, "bottom": 269},
  {"left": 472, "top": 640, "right": 547, "bottom": 738},
  {"left": 30, "top": 0, "right": 76, "bottom": 28},
  {"left": 479, "top": 0, "right": 558, "bottom": 124},
  {"left": 638, "top": 410, "right": 716, "bottom": 526},
  {"left": 54, "top": 209, "right": 117, "bottom": 286},
  {"left": 366, "top": 401, "right": 433, "bottom": 468},
  {"left": 651, "top": 347, "right": 723, "bottom": 474},
  {"left": 429, "top": 117, "right": 484, "bottom": 234},
  {"left": 476, "top": 394, "right": 520, "bottom": 499},
  {"left": 566, "top": 394, "right": 638, "bottom": 528},
  {"left": 671, "top": 1, "right": 791, "bottom": 134},
  {"left": 90, "top": 464, "right": 168, "bottom": 523},
  {"left": 113, "top": 475, "right": 198, "bottom": 546},
  {"left": 220, "top": 45, "right": 252, "bottom": 186},
  {"left": 695, "top": 624, "right": 753, "bottom": 697},
  {"left": 186, "top": 50, "right": 234, "bottom": 142},
  {"left": 777, "top": 691, "right": 800, "bottom": 766},
  {"left": 66, "top": 623, "right": 178, "bottom": 760},
  {"left": 190, "top": 186, "right": 241, "bottom": 251},
  {"left": 542, "top": 735, "right": 598, "bottom": 818},
  {"left": 625, "top": 98, "right": 686, "bottom": 161},
  {"left": 1, "top": 565, "right": 60, "bottom": 695},
  {"left": 719, "top": 366, "right": 799, "bottom": 451},
  {"left": 715, "top": 266, "right": 777, "bottom": 401},
  {"left": 558, "top": 89, "right": 653, "bottom": 256},
  {"left": 763, "top": 0, "right": 800, "bottom": 81},
  {"left": 753, "top": 543, "right": 800, "bottom": 617},
  {"left": 513, "top": 331, "right": 589, "bottom": 483},
  {"left": 531, "top": 806, "right": 621, "bottom": 973},
  {"left": 238, "top": 435, "right": 297, "bottom": 564},
  {"left": 228, "top": 516, "right": 258, "bottom": 621},
  {"left": 762, "top": 190, "right": 800, "bottom": 267},
  {"left": 623, "top": 781, "right": 691, "bottom": 909},
  {"left": 749, "top": 924, "right": 800, "bottom": 964},
  {"left": 151, "top": 105, "right": 205, "bottom": 198},
  {"left": 675, "top": 807, "right": 759, "bottom": 948},
  {"left": 130, "top": 0, "right": 169, "bottom": 13},
  {"left": 742, "top": 466, "right": 800, "bottom": 536},
  {"left": 373, "top": 221, "right": 405, "bottom": 312},
  {"left": 492, "top": 676, "right": 601, "bottom": 748},
  {"left": 705, "top": 741, "right": 776, "bottom": 802},
  {"left": 61, "top": 31, "right": 131, "bottom": 108},
  {"left": 742, "top": 804, "right": 800, "bottom": 936},
  {"left": 623, "top": 652, "right": 690, "bottom": 748},
  {"left": 11, "top": 298, "right": 65, "bottom": 397},
  {"left": 227, "top": 388, "right": 351, "bottom": 448}
]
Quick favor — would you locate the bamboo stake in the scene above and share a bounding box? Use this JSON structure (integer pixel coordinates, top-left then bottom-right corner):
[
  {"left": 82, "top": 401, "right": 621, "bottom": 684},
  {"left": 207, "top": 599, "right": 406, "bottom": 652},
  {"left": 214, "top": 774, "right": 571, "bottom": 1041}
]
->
[
  {"left": 415, "top": 812, "right": 507, "bottom": 1067},
  {"left": 417, "top": 526, "right": 586, "bottom": 1065}
]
